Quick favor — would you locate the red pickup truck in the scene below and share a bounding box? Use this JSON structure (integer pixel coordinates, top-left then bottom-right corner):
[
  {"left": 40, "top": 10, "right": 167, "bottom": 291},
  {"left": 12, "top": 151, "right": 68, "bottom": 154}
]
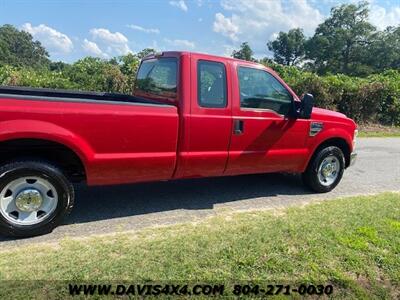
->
[{"left": 0, "top": 51, "right": 357, "bottom": 237}]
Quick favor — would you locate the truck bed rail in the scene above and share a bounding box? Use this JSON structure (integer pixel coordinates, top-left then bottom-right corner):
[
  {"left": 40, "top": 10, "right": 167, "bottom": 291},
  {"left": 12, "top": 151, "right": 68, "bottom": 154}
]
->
[{"left": 0, "top": 85, "right": 169, "bottom": 106}]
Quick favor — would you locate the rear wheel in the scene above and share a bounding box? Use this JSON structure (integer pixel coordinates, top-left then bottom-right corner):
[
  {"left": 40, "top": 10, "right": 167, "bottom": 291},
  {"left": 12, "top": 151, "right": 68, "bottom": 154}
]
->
[
  {"left": 0, "top": 160, "right": 74, "bottom": 237},
  {"left": 302, "top": 146, "right": 345, "bottom": 193}
]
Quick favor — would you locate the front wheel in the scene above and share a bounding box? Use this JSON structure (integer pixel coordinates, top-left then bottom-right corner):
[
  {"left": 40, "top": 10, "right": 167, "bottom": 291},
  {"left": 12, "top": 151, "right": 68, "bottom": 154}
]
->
[
  {"left": 302, "top": 146, "right": 345, "bottom": 193},
  {"left": 0, "top": 160, "right": 74, "bottom": 237}
]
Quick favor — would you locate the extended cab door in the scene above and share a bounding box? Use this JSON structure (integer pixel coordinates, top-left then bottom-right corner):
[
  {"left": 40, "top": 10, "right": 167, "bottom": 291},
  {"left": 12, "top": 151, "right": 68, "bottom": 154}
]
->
[
  {"left": 177, "top": 54, "right": 232, "bottom": 178},
  {"left": 225, "top": 62, "right": 309, "bottom": 175}
]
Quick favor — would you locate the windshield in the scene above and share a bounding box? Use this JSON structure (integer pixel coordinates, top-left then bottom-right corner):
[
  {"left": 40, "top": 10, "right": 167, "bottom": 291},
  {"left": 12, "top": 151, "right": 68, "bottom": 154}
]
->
[{"left": 134, "top": 57, "right": 178, "bottom": 100}]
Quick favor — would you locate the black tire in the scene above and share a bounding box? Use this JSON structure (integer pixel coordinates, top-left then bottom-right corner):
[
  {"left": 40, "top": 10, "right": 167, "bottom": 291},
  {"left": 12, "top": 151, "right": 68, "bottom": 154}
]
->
[
  {"left": 0, "top": 160, "right": 74, "bottom": 238},
  {"left": 302, "top": 146, "right": 345, "bottom": 193}
]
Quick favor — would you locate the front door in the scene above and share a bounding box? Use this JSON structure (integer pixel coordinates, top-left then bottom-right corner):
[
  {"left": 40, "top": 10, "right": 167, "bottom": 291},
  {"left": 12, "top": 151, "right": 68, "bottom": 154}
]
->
[{"left": 225, "top": 63, "right": 309, "bottom": 175}]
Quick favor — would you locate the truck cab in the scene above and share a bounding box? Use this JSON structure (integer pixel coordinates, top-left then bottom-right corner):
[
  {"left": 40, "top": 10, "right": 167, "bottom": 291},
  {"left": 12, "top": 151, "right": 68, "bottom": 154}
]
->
[{"left": 134, "top": 51, "right": 357, "bottom": 181}]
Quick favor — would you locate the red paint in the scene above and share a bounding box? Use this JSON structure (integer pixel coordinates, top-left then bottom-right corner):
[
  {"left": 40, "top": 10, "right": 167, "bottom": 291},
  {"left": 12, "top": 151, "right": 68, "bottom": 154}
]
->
[{"left": 0, "top": 51, "right": 357, "bottom": 186}]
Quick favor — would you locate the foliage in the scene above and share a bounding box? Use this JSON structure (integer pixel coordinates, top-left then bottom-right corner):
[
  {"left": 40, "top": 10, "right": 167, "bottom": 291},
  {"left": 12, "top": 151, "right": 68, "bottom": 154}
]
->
[
  {"left": 367, "top": 26, "right": 400, "bottom": 71},
  {"left": 263, "top": 63, "right": 400, "bottom": 125},
  {"left": 115, "top": 53, "right": 141, "bottom": 91},
  {"left": 306, "top": 1, "right": 375, "bottom": 75},
  {"left": 0, "top": 24, "right": 50, "bottom": 69},
  {"left": 0, "top": 55, "right": 141, "bottom": 94},
  {"left": 267, "top": 28, "right": 306, "bottom": 66},
  {"left": 0, "top": 23, "right": 146, "bottom": 93},
  {"left": 1, "top": 55, "right": 399, "bottom": 126},
  {"left": 64, "top": 57, "right": 130, "bottom": 93},
  {"left": 136, "top": 48, "right": 156, "bottom": 59},
  {"left": 232, "top": 42, "right": 255, "bottom": 62},
  {"left": 267, "top": 1, "right": 400, "bottom": 77},
  {"left": 0, "top": 65, "right": 77, "bottom": 89}
]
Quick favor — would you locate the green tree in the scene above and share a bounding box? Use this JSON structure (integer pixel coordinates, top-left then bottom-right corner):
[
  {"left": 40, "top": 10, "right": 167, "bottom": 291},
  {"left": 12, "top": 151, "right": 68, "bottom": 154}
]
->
[
  {"left": 117, "top": 53, "right": 141, "bottom": 91},
  {"left": 49, "top": 61, "right": 71, "bottom": 72},
  {"left": 306, "top": 1, "right": 375, "bottom": 75},
  {"left": 118, "top": 53, "right": 140, "bottom": 76},
  {"left": 367, "top": 26, "right": 400, "bottom": 71},
  {"left": 136, "top": 48, "right": 156, "bottom": 59},
  {"left": 232, "top": 42, "right": 255, "bottom": 61},
  {"left": 0, "top": 24, "right": 50, "bottom": 68},
  {"left": 267, "top": 28, "right": 306, "bottom": 66}
]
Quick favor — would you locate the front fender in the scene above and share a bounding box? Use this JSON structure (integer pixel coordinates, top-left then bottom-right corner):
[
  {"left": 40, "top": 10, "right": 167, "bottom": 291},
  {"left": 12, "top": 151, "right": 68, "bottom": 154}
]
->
[{"left": 302, "top": 126, "right": 354, "bottom": 171}]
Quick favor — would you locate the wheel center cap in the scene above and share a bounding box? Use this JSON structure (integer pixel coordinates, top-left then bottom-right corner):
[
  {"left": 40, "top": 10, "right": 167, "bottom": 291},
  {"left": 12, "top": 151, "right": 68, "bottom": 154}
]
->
[
  {"left": 322, "top": 163, "right": 333, "bottom": 177},
  {"left": 15, "top": 189, "right": 43, "bottom": 212}
]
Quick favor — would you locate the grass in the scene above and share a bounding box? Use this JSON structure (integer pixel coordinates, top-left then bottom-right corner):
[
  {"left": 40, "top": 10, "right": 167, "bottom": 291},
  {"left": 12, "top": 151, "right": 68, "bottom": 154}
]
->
[
  {"left": 358, "top": 124, "right": 400, "bottom": 137},
  {"left": 0, "top": 193, "right": 399, "bottom": 299}
]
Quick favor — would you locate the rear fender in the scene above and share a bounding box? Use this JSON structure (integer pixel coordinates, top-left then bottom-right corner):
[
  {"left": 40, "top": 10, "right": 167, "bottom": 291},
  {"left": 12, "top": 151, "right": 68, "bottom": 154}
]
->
[{"left": 0, "top": 119, "right": 94, "bottom": 164}]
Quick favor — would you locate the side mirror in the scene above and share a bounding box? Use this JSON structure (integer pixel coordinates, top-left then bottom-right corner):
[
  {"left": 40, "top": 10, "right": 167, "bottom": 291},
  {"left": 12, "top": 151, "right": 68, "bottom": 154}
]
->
[{"left": 299, "top": 93, "right": 314, "bottom": 119}]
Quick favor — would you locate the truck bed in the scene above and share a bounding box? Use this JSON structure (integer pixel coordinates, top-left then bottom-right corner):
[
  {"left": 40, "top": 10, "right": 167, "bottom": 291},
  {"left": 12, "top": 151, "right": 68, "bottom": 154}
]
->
[
  {"left": 0, "top": 85, "right": 179, "bottom": 186},
  {"left": 0, "top": 85, "right": 169, "bottom": 106}
]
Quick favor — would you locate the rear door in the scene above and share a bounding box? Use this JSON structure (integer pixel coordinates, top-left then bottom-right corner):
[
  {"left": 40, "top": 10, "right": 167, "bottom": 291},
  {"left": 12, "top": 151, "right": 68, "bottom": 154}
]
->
[
  {"left": 225, "top": 63, "right": 309, "bottom": 175},
  {"left": 178, "top": 55, "right": 233, "bottom": 178}
]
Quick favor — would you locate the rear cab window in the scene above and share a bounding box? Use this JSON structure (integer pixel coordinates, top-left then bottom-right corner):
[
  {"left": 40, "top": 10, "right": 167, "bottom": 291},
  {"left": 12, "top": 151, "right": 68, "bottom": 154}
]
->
[
  {"left": 134, "top": 57, "right": 178, "bottom": 101},
  {"left": 197, "top": 60, "right": 227, "bottom": 108}
]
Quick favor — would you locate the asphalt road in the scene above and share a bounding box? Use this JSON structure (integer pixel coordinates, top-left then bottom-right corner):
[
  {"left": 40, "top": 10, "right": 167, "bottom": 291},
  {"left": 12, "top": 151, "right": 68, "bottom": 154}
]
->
[{"left": 1, "top": 137, "right": 399, "bottom": 247}]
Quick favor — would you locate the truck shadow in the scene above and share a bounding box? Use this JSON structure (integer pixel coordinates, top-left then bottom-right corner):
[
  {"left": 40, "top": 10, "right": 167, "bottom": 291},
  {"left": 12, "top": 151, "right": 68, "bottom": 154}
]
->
[
  {"left": 65, "top": 172, "right": 311, "bottom": 225},
  {"left": 0, "top": 173, "right": 313, "bottom": 241}
]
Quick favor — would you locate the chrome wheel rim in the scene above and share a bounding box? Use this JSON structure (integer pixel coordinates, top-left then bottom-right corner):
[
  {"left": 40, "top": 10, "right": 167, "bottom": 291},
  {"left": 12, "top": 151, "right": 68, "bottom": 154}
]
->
[
  {"left": 317, "top": 155, "right": 340, "bottom": 186},
  {"left": 0, "top": 177, "right": 58, "bottom": 226}
]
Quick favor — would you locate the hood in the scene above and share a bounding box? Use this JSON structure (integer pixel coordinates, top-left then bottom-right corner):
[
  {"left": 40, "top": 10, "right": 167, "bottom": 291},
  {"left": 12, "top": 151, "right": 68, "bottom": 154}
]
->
[
  {"left": 311, "top": 107, "right": 348, "bottom": 120},
  {"left": 311, "top": 107, "right": 357, "bottom": 130}
]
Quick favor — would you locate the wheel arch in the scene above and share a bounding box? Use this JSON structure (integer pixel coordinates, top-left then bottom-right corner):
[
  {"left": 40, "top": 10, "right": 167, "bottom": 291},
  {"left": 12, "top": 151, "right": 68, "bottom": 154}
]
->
[
  {"left": 0, "top": 138, "right": 87, "bottom": 182},
  {"left": 0, "top": 119, "right": 95, "bottom": 182},
  {"left": 307, "top": 137, "right": 352, "bottom": 170}
]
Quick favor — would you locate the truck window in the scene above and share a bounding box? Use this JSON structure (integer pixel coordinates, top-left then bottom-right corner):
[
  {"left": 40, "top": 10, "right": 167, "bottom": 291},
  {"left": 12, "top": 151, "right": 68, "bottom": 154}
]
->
[
  {"left": 238, "top": 66, "right": 292, "bottom": 115},
  {"left": 135, "top": 58, "right": 177, "bottom": 99},
  {"left": 198, "top": 60, "right": 227, "bottom": 108}
]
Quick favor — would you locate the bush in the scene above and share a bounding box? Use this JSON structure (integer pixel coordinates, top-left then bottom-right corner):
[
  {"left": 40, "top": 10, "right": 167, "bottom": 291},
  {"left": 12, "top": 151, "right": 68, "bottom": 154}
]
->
[
  {"left": 65, "top": 57, "right": 130, "bottom": 93},
  {"left": 0, "top": 56, "right": 137, "bottom": 94},
  {"left": 0, "top": 65, "right": 78, "bottom": 89}
]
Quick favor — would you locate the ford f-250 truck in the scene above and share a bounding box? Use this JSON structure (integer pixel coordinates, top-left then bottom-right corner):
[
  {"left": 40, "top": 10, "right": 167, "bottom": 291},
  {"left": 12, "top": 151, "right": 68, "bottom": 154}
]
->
[{"left": 0, "top": 51, "right": 357, "bottom": 237}]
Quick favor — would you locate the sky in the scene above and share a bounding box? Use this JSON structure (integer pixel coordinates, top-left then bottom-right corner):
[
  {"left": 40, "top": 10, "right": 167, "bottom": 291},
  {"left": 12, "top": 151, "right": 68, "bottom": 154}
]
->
[{"left": 0, "top": 0, "right": 399, "bottom": 62}]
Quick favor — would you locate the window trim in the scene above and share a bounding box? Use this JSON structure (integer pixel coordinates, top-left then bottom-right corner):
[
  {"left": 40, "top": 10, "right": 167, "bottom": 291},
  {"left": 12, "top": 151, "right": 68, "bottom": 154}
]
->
[
  {"left": 240, "top": 107, "right": 286, "bottom": 118},
  {"left": 197, "top": 59, "right": 228, "bottom": 109},
  {"left": 237, "top": 65, "right": 293, "bottom": 115}
]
